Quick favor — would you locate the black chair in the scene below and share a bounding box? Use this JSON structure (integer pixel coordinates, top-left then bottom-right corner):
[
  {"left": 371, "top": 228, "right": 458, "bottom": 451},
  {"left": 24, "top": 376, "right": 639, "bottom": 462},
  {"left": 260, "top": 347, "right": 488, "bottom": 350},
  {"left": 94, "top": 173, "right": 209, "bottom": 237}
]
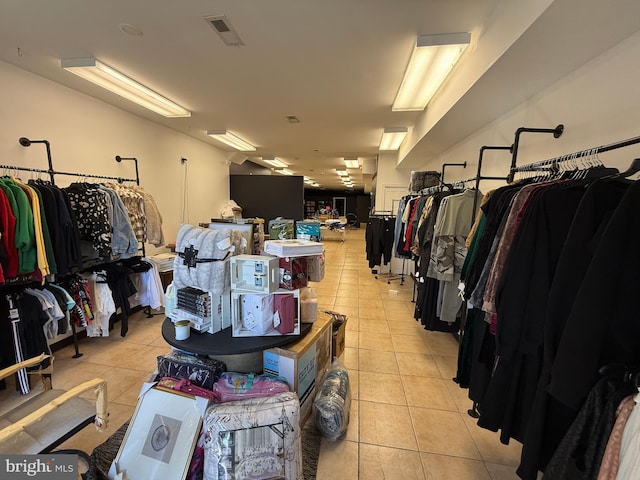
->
[{"left": 346, "top": 213, "right": 359, "bottom": 228}]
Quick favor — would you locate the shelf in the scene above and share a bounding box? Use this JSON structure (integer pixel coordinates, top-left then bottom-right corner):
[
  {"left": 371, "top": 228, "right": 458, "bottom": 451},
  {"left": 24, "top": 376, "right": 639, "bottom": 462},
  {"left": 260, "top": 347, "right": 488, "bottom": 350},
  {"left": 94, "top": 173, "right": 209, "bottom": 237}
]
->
[{"left": 161, "top": 317, "right": 311, "bottom": 355}]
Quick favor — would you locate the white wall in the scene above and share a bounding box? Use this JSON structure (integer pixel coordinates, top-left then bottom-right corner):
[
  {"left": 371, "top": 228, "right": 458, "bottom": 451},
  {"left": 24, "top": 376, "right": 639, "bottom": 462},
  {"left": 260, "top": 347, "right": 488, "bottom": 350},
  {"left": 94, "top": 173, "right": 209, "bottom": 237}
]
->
[
  {"left": 373, "top": 152, "right": 412, "bottom": 212},
  {"left": 0, "top": 59, "right": 231, "bottom": 255},
  {"left": 423, "top": 29, "right": 640, "bottom": 188},
  {"left": 372, "top": 152, "right": 414, "bottom": 275}
]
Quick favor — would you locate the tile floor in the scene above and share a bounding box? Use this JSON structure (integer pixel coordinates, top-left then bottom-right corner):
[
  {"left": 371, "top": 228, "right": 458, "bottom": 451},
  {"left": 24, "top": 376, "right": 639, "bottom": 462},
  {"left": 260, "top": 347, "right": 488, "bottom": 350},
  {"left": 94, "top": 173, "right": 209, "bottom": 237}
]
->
[{"left": 0, "top": 227, "right": 527, "bottom": 479}]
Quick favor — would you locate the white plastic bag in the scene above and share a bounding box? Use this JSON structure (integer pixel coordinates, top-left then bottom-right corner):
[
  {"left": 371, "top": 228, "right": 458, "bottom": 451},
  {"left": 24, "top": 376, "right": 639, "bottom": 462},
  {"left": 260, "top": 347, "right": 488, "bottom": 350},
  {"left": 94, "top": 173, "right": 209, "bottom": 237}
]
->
[
  {"left": 165, "top": 282, "right": 177, "bottom": 318},
  {"left": 300, "top": 287, "right": 318, "bottom": 323}
]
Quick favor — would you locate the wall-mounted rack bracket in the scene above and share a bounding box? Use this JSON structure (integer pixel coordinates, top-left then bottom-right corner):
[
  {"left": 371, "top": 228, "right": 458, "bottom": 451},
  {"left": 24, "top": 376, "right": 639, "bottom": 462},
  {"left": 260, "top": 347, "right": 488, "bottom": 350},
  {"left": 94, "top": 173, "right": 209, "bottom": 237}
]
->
[{"left": 508, "top": 124, "right": 564, "bottom": 182}]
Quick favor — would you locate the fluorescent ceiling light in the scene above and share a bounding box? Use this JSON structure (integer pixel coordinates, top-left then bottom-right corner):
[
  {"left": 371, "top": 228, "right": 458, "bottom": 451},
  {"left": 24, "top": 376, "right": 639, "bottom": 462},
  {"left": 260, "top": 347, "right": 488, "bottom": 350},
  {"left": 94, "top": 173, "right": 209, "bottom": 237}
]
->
[
  {"left": 263, "top": 157, "right": 288, "bottom": 168},
  {"left": 392, "top": 32, "right": 471, "bottom": 111},
  {"left": 61, "top": 57, "right": 190, "bottom": 118},
  {"left": 206, "top": 130, "right": 256, "bottom": 151},
  {"left": 344, "top": 158, "right": 360, "bottom": 169},
  {"left": 336, "top": 169, "right": 349, "bottom": 177},
  {"left": 379, "top": 127, "right": 408, "bottom": 150},
  {"left": 277, "top": 169, "right": 294, "bottom": 176}
]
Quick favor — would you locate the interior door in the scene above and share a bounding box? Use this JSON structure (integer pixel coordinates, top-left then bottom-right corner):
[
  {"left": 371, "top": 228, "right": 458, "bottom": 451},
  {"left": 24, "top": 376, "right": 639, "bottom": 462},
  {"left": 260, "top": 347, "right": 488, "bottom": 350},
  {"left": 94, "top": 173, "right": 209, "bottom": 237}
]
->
[{"left": 332, "top": 197, "right": 346, "bottom": 216}]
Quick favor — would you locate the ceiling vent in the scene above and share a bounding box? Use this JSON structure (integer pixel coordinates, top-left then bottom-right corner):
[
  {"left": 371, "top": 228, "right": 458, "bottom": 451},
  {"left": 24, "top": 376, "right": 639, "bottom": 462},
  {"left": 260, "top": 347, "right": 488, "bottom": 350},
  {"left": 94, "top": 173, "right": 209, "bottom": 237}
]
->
[{"left": 204, "top": 15, "right": 245, "bottom": 47}]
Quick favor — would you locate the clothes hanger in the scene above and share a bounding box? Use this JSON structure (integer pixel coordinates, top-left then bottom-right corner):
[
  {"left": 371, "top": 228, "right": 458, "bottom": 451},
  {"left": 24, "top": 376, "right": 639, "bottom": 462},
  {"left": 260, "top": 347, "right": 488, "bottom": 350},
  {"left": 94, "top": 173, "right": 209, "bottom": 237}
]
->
[{"left": 612, "top": 157, "right": 640, "bottom": 179}]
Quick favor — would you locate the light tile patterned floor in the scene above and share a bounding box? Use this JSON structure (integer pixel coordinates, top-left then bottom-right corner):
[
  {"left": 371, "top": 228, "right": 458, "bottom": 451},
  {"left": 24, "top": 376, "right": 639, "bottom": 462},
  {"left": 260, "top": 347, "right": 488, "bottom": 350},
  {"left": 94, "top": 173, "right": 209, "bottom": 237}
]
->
[{"left": 0, "top": 228, "right": 527, "bottom": 479}]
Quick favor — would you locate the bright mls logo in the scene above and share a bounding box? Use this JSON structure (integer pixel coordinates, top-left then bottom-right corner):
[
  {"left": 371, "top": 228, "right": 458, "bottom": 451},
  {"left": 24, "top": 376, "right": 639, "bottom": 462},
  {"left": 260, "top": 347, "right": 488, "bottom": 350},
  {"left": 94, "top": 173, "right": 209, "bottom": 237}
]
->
[{"left": 0, "top": 455, "right": 77, "bottom": 479}]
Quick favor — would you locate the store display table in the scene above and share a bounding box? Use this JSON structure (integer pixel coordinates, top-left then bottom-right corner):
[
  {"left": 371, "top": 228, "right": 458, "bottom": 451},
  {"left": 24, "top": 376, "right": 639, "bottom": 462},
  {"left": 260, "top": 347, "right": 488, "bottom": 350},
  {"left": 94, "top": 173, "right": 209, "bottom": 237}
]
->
[
  {"left": 320, "top": 220, "right": 345, "bottom": 242},
  {"left": 161, "top": 318, "right": 311, "bottom": 372}
]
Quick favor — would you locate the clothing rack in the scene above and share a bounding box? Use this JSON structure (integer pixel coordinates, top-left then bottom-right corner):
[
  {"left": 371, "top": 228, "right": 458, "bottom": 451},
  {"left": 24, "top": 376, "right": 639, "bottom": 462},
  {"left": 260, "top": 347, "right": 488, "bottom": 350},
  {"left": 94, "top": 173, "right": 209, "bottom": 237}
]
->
[
  {"left": 12, "top": 137, "right": 148, "bottom": 356},
  {"left": 18, "top": 138, "right": 145, "bottom": 256},
  {"left": 509, "top": 134, "right": 640, "bottom": 179},
  {"left": 460, "top": 130, "right": 640, "bottom": 421},
  {"left": 440, "top": 162, "right": 467, "bottom": 190},
  {"left": 368, "top": 211, "right": 405, "bottom": 284},
  {"left": 507, "top": 124, "right": 564, "bottom": 182},
  {"left": 369, "top": 209, "right": 395, "bottom": 218},
  {"left": 471, "top": 145, "right": 513, "bottom": 223}
]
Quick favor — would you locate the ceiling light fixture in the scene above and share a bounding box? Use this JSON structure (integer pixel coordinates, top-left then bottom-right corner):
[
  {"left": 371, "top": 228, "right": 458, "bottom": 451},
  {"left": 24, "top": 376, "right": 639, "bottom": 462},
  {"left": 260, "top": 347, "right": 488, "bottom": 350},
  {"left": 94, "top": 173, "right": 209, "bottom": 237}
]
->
[
  {"left": 336, "top": 169, "right": 349, "bottom": 177},
  {"left": 344, "top": 158, "right": 360, "bottom": 169},
  {"left": 263, "top": 157, "right": 288, "bottom": 168},
  {"left": 206, "top": 130, "right": 256, "bottom": 151},
  {"left": 61, "top": 57, "right": 190, "bottom": 118},
  {"left": 277, "top": 169, "right": 294, "bottom": 176},
  {"left": 392, "top": 32, "right": 471, "bottom": 111},
  {"left": 379, "top": 127, "right": 409, "bottom": 150}
]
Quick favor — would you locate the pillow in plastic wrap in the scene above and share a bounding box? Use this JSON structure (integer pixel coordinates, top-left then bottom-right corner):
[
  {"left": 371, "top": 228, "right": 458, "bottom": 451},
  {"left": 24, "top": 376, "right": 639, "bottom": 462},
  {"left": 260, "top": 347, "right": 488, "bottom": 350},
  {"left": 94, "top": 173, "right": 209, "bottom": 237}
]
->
[
  {"left": 203, "top": 392, "right": 301, "bottom": 480},
  {"left": 214, "top": 373, "right": 290, "bottom": 402},
  {"left": 156, "top": 350, "right": 226, "bottom": 391}
]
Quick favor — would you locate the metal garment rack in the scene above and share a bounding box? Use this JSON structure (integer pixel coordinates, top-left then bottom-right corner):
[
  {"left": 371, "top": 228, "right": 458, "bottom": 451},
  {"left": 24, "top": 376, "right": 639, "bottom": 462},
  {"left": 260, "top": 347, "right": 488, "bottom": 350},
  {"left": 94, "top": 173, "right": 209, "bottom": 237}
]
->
[
  {"left": 462, "top": 129, "right": 640, "bottom": 420},
  {"left": 440, "top": 161, "right": 467, "bottom": 190},
  {"left": 368, "top": 210, "right": 404, "bottom": 284},
  {"left": 510, "top": 134, "right": 640, "bottom": 176},
  {"left": 9, "top": 137, "right": 144, "bottom": 357},
  {"left": 470, "top": 145, "right": 513, "bottom": 223},
  {"left": 507, "top": 124, "right": 564, "bottom": 182}
]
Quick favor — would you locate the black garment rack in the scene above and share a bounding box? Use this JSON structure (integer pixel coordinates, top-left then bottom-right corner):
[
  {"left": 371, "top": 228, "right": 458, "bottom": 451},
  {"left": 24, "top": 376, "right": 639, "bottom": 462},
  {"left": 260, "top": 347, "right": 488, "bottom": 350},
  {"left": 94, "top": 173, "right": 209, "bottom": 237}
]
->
[
  {"left": 368, "top": 210, "right": 405, "bottom": 284},
  {"left": 461, "top": 129, "right": 640, "bottom": 419},
  {"left": 510, "top": 134, "right": 640, "bottom": 177},
  {"left": 6, "top": 137, "right": 144, "bottom": 359}
]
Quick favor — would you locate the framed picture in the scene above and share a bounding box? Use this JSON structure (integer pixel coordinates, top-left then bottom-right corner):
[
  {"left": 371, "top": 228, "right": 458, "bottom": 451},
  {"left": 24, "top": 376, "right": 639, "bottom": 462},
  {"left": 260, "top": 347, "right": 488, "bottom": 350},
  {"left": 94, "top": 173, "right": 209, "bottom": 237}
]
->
[{"left": 112, "top": 387, "right": 202, "bottom": 480}]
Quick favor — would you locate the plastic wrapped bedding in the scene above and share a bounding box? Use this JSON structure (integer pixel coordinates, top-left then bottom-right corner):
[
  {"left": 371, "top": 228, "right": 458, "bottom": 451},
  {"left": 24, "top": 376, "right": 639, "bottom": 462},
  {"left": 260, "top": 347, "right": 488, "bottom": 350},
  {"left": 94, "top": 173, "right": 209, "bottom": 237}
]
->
[
  {"left": 203, "top": 392, "right": 301, "bottom": 480},
  {"left": 313, "top": 359, "right": 351, "bottom": 442},
  {"left": 156, "top": 351, "right": 226, "bottom": 390},
  {"left": 408, "top": 170, "right": 440, "bottom": 192},
  {"left": 174, "top": 224, "right": 241, "bottom": 295}
]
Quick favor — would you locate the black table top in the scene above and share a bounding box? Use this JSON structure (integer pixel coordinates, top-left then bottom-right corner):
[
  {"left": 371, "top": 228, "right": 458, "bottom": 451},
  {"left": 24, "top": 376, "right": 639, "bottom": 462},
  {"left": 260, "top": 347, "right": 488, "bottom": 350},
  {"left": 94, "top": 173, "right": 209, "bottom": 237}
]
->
[{"left": 161, "top": 317, "right": 312, "bottom": 355}]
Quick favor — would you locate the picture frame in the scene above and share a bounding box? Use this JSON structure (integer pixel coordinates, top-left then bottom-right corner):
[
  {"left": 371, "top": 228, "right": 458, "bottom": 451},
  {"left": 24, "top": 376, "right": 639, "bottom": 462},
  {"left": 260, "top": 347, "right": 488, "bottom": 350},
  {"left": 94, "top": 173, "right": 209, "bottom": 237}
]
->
[{"left": 112, "top": 386, "right": 202, "bottom": 480}]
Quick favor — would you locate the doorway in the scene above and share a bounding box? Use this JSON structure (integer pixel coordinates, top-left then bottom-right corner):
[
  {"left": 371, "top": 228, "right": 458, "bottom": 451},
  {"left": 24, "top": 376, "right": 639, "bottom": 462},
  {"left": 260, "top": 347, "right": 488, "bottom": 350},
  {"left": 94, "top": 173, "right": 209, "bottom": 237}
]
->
[{"left": 332, "top": 197, "right": 346, "bottom": 216}]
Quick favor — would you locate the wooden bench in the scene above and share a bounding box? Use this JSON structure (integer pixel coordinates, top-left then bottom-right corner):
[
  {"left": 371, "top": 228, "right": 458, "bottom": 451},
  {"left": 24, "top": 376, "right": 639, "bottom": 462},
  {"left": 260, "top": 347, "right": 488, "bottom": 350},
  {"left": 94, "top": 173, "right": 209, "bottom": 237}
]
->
[{"left": 0, "top": 354, "right": 108, "bottom": 455}]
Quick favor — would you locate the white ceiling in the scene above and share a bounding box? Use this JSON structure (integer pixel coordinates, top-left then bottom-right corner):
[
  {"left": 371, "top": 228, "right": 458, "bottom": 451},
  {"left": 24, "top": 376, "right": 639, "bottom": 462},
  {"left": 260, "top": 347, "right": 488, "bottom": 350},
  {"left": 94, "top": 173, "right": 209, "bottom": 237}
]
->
[{"left": 1, "top": 0, "right": 639, "bottom": 190}]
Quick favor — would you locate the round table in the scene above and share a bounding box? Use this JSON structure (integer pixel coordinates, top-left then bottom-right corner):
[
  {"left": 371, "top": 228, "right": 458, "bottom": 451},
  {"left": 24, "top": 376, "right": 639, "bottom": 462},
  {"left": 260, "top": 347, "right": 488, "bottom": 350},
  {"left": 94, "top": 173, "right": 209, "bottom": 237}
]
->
[{"left": 161, "top": 318, "right": 311, "bottom": 372}]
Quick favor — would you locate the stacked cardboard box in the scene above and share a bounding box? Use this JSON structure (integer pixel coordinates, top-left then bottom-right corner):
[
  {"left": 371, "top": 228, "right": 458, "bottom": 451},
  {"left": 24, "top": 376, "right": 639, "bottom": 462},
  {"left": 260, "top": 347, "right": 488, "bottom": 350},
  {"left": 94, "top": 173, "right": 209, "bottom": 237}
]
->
[{"left": 263, "top": 312, "right": 333, "bottom": 423}]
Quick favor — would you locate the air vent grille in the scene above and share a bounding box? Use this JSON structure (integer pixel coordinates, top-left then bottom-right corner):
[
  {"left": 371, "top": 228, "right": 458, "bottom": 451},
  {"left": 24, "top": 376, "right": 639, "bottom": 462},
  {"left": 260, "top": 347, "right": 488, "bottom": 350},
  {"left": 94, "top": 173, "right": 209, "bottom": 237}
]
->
[
  {"left": 210, "top": 19, "right": 230, "bottom": 33},
  {"left": 204, "top": 15, "right": 245, "bottom": 47}
]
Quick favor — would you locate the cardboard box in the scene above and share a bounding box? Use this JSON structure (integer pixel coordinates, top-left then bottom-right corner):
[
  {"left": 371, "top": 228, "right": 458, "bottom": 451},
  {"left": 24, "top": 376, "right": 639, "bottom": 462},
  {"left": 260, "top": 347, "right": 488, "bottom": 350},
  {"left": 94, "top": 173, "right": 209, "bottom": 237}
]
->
[
  {"left": 332, "top": 317, "right": 348, "bottom": 358},
  {"left": 263, "top": 313, "right": 332, "bottom": 423},
  {"left": 232, "top": 290, "right": 301, "bottom": 337},
  {"left": 296, "top": 221, "right": 321, "bottom": 242},
  {"left": 264, "top": 239, "right": 324, "bottom": 257},
  {"left": 268, "top": 219, "right": 295, "bottom": 240}
]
